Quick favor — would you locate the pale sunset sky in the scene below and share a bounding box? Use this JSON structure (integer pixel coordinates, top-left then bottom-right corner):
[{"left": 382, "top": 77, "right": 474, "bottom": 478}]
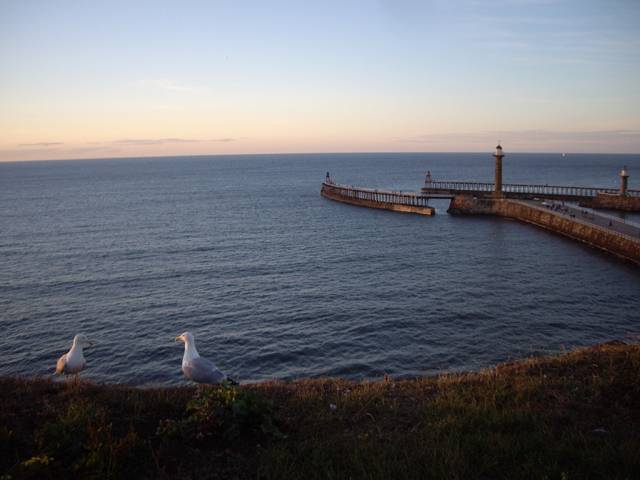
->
[{"left": 1, "top": 0, "right": 639, "bottom": 161}]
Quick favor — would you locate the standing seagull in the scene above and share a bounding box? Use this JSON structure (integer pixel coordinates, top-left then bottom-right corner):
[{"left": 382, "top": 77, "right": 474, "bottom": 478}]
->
[
  {"left": 175, "top": 332, "right": 236, "bottom": 385},
  {"left": 55, "top": 334, "right": 94, "bottom": 378}
]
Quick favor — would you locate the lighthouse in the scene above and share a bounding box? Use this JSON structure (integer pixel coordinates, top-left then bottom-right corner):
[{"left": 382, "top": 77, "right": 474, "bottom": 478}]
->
[
  {"left": 619, "top": 166, "right": 629, "bottom": 196},
  {"left": 493, "top": 144, "right": 504, "bottom": 197}
]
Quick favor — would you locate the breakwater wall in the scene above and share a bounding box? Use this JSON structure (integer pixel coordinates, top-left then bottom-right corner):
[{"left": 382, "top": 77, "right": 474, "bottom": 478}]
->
[
  {"left": 321, "top": 182, "right": 435, "bottom": 216},
  {"left": 580, "top": 192, "right": 640, "bottom": 212},
  {"left": 448, "top": 196, "right": 640, "bottom": 265}
]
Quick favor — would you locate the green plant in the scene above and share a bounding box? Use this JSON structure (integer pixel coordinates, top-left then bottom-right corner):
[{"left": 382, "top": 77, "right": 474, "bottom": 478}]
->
[
  {"left": 36, "top": 401, "right": 92, "bottom": 465},
  {"left": 157, "top": 384, "right": 285, "bottom": 444},
  {"left": 32, "top": 400, "right": 149, "bottom": 479}
]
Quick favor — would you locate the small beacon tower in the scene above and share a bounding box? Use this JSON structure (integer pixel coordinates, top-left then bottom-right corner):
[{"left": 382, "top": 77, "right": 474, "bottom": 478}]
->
[
  {"left": 425, "top": 170, "right": 433, "bottom": 185},
  {"left": 493, "top": 144, "right": 504, "bottom": 197},
  {"left": 619, "top": 166, "right": 629, "bottom": 196}
]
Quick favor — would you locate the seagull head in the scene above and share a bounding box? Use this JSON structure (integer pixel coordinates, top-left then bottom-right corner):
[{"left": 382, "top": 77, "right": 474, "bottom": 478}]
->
[
  {"left": 73, "top": 333, "right": 94, "bottom": 348},
  {"left": 175, "top": 331, "right": 194, "bottom": 344}
]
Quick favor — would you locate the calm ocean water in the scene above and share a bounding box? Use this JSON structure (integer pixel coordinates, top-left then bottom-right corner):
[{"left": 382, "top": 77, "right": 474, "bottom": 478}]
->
[{"left": 1, "top": 152, "right": 639, "bottom": 385}]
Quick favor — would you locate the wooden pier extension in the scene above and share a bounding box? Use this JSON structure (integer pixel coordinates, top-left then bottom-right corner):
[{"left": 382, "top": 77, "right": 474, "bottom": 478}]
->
[
  {"left": 321, "top": 181, "right": 435, "bottom": 216},
  {"left": 422, "top": 180, "right": 640, "bottom": 211}
]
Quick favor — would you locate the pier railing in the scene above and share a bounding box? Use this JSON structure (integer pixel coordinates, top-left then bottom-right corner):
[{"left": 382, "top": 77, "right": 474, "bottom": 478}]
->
[
  {"left": 322, "top": 181, "right": 432, "bottom": 208},
  {"left": 422, "top": 180, "right": 640, "bottom": 199}
]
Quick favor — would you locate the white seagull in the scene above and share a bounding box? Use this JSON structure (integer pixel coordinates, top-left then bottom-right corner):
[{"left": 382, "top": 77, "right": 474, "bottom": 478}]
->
[
  {"left": 55, "top": 334, "right": 94, "bottom": 377},
  {"left": 175, "top": 331, "right": 235, "bottom": 385}
]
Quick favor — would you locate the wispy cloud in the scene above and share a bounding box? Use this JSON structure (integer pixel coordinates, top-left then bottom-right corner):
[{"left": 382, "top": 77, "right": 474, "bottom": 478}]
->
[
  {"left": 113, "top": 138, "right": 201, "bottom": 146},
  {"left": 472, "top": 14, "right": 569, "bottom": 27},
  {"left": 400, "top": 130, "right": 640, "bottom": 153},
  {"left": 18, "top": 142, "right": 64, "bottom": 147},
  {"left": 404, "top": 129, "right": 640, "bottom": 142},
  {"left": 1, "top": 136, "right": 246, "bottom": 162},
  {"left": 0, "top": 145, "right": 123, "bottom": 162},
  {"left": 211, "top": 137, "right": 244, "bottom": 143},
  {"left": 88, "top": 137, "right": 244, "bottom": 146},
  {"left": 61, "top": 146, "right": 123, "bottom": 155},
  {"left": 468, "top": 6, "right": 640, "bottom": 68}
]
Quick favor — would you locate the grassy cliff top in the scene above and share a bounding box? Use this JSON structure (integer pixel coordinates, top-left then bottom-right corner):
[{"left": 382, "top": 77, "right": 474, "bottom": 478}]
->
[{"left": 2, "top": 342, "right": 639, "bottom": 479}]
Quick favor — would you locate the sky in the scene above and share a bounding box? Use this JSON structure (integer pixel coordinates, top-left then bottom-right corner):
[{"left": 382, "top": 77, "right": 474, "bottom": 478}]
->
[{"left": 1, "top": 0, "right": 639, "bottom": 161}]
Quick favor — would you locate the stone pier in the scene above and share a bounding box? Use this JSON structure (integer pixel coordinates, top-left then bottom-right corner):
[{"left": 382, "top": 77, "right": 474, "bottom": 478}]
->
[
  {"left": 579, "top": 192, "right": 640, "bottom": 212},
  {"left": 321, "top": 182, "right": 435, "bottom": 216},
  {"left": 448, "top": 195, "right": 640, "bottom": 265}
]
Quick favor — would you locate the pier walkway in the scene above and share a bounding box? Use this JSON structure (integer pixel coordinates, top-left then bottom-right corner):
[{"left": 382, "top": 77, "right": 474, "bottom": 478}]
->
[
  {"left": 530, "top": 201, "right": 640, "bottom": 239},
  {"left": 321, "top": 180, "right": 435, "bottom": 215},
  {"left": 422, "top": 180, "right": 640, "bottom": 201}
]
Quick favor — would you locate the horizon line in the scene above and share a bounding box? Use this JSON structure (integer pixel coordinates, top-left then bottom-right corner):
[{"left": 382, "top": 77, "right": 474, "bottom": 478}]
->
[{"left": 1, "top": 149, "right": 639, "bottom": 164}]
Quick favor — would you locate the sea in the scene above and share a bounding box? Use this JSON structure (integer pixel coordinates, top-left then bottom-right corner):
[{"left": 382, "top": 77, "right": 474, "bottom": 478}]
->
[{"left": 1, "top": 152, "right": 639, "bottom": 385}]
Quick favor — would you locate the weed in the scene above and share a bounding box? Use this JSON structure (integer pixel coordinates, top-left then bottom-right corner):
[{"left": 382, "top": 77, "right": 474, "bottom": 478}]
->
[{"left": 157, "top": 384, "right": 285, "bottom": 445}]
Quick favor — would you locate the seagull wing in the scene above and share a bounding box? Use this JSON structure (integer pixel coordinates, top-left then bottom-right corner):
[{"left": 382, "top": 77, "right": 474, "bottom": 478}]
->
[
  {"left": 56, "top": 353, "right": 67, "bottom": 375},
  {"left": 183, "top": 356, "right": 227, "bottom": 384}
]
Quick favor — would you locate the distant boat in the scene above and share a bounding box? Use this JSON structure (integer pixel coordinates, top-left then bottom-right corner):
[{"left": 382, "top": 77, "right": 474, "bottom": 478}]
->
[{"left": 561, "top": 153, "right": 566, "bottom": 158}]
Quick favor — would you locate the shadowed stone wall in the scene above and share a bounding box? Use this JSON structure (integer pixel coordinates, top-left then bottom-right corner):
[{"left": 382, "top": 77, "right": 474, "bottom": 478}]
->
[{"left": 580, "top": 192, "right": 640, "bottom": 212}]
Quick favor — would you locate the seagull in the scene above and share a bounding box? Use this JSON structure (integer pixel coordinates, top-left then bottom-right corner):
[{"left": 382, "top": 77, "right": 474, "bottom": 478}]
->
[
  {"left": 175, "top": 331, "right": 236, "bottom": 385},
  {"left": 55, "top": 334, "right": 94, "bottom": 378}
]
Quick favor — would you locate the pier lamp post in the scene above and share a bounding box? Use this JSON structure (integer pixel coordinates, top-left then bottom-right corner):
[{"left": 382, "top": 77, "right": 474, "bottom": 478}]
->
[
  {"left": 493, "top": 144, "right": 504, "bottom": 197},
  {"left": 619, "top": 166, "right": 629, "bottom": 196}
]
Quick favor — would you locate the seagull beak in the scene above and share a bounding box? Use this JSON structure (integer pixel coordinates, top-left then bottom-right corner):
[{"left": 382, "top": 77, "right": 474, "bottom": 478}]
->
[{"left": 174, "top": 336, "right": 181, "bottom": 342}]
